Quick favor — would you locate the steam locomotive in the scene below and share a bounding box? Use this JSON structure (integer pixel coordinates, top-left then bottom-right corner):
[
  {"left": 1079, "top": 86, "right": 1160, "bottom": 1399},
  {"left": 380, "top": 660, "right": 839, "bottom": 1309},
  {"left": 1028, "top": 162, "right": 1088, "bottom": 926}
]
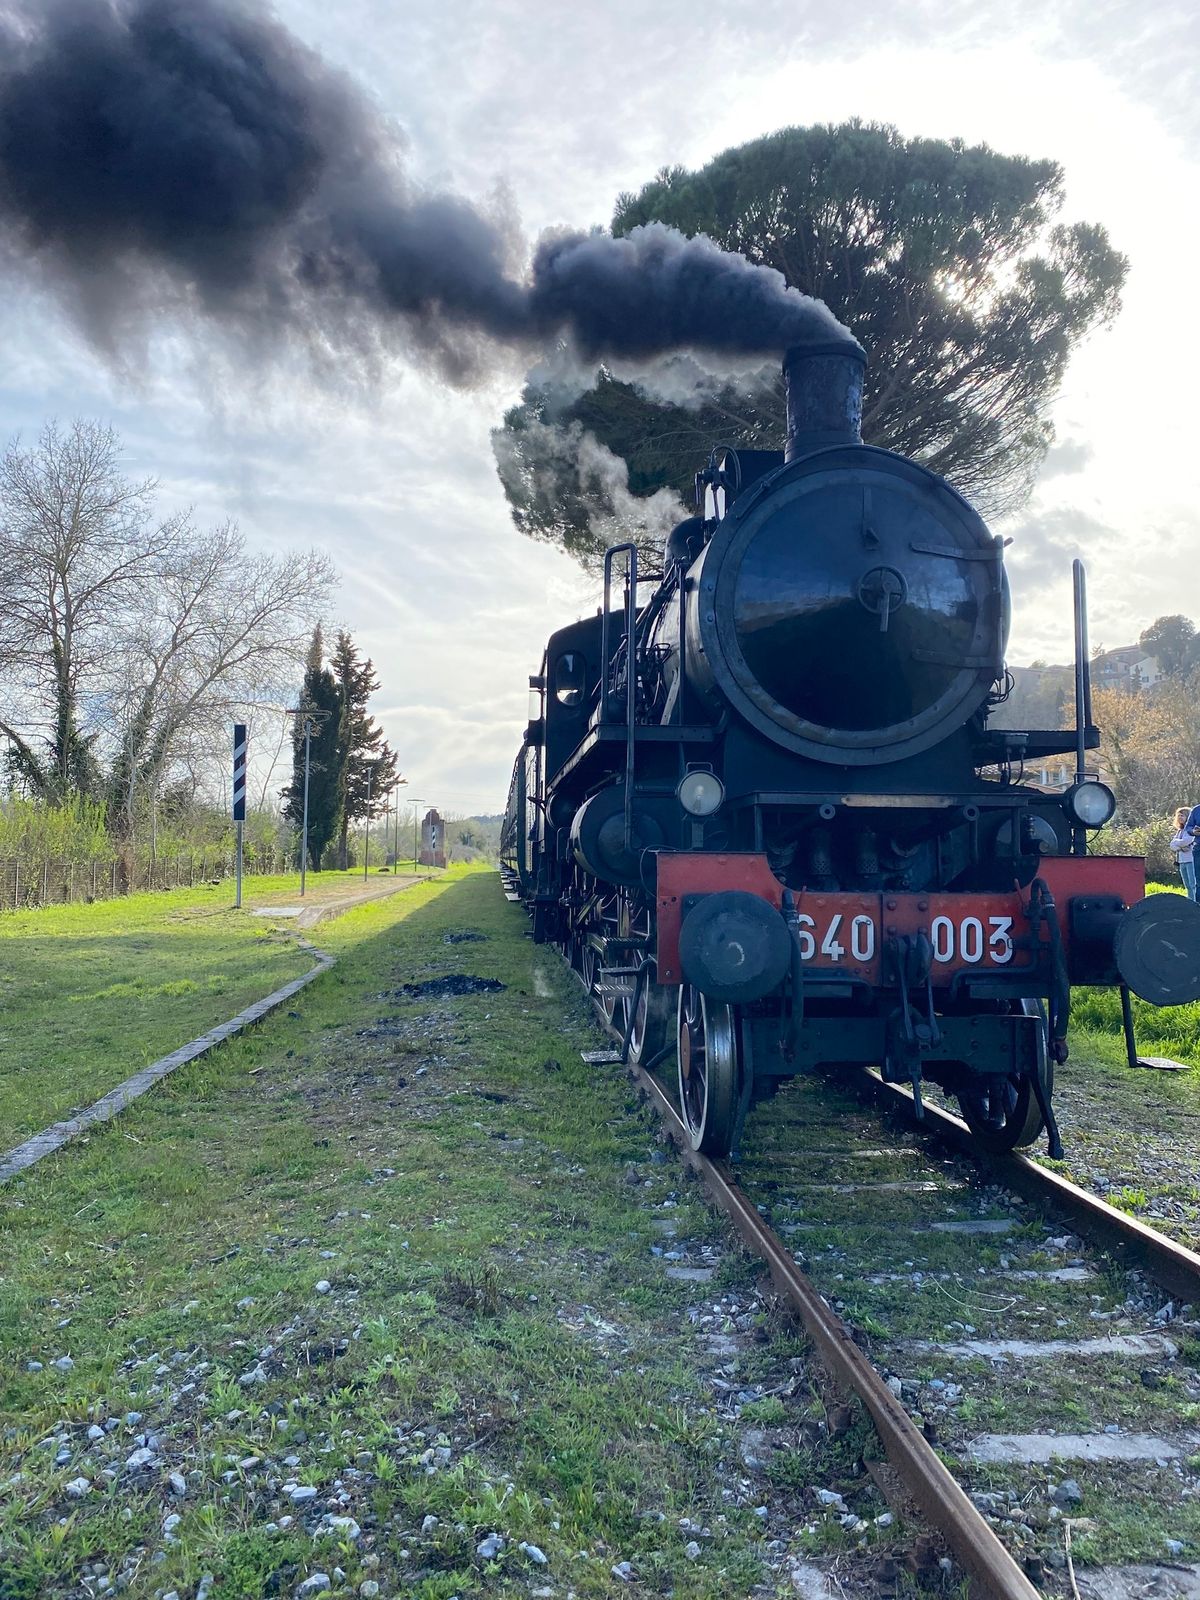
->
[{"left": 502, "top": 336, "right": 1200, "bottom": 1160}]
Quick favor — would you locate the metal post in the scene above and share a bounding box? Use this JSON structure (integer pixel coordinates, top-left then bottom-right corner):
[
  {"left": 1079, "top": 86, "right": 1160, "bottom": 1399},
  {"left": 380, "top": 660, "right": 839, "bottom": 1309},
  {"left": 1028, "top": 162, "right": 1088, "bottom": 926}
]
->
[
  {"left": 231, "top": 722, "right": 248, "bottom": 908},
  {"left": 1071, "top": 559, "right": 1092, "bottom": 858},
  {"left": 363, "top": 764, "right": 374, "bottom": 882},
  {"left": 1119, "top": 984, "right": 1141, "bottom": 1070},
  {"left": 300, "top": 718, "right": 312, "bottom": 897}
]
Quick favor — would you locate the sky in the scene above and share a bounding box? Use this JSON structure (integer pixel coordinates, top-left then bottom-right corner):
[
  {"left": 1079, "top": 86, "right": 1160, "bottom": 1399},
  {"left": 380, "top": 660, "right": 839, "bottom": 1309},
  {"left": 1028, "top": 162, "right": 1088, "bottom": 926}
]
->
[{"left": 0, "top": 0, "right": 1197, "bottom": 816}]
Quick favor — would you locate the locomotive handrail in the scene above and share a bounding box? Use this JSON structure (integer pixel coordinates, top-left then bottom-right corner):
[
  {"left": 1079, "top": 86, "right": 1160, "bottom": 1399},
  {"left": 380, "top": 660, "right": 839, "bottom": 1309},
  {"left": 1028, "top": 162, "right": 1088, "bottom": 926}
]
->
[
  {"left": 599, "top": 541, "right": 632, "bottom": 720},
  {"left": 601, "top": 541, "right": 639, "bottom": 849}
]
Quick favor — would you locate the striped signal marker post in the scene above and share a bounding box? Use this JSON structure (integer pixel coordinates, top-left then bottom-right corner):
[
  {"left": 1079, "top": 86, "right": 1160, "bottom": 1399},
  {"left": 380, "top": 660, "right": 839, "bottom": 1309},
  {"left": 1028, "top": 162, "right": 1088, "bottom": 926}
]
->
[{"left": 233, "top": 723, "right": 247, "bottom": 908}]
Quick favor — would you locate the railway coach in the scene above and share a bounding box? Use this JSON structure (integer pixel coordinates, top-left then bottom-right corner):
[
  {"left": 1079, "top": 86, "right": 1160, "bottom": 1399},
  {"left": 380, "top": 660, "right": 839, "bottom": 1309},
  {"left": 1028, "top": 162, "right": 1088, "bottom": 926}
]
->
[{"left": 502, "top": 336, "right": 1200, "bottom": 1159}]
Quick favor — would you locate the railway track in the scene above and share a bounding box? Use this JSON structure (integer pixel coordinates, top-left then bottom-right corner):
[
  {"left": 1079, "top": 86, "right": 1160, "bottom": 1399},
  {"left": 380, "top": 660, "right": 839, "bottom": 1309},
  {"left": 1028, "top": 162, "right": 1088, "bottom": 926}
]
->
[{"left": 583, "top": 986, "right": 1200, "bottom": 1598}]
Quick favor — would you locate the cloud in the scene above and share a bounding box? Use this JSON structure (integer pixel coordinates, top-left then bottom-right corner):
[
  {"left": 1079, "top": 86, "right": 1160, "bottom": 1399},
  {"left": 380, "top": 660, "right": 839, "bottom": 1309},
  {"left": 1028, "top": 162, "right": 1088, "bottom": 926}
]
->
[
  {"left": 1038, "top": 439, "right": 1094, "bottom": 480},
  {"left": 2, "top": 0, "right": 1198, "bottom": 809},
  {"left": 1001, "top": 499, "right": 1200, "bottom": 666},
  {"left": 1002, "top": 503, "right": 1116, "bottom": 584}
]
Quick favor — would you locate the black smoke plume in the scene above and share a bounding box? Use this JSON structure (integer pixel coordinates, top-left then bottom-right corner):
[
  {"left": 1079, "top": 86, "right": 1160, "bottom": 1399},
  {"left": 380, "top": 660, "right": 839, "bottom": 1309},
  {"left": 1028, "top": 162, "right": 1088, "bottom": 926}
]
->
[{"left": 0, "top": 0, "right": 847, "bottom": 380}]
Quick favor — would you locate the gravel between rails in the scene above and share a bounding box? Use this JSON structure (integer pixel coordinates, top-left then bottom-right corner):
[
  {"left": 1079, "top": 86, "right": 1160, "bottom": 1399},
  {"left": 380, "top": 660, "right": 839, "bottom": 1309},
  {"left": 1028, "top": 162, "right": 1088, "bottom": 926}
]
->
[
  {"left": 719, "top": 1065, "right": 1200, "bottom": 1593},
  {"left": 574, "top": 958, "right": 1200, "bottom": 1595}
]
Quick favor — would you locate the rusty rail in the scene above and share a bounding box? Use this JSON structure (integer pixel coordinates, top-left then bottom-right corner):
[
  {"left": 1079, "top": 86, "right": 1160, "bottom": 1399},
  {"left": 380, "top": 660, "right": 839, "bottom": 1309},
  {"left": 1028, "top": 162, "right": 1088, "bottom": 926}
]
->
[
  {"left": 860, "top": 1072, "right": 1200, "bottom": 1304},
  {"left": 629, "top": 1062, "right": 1043, "bottom": 1600}
]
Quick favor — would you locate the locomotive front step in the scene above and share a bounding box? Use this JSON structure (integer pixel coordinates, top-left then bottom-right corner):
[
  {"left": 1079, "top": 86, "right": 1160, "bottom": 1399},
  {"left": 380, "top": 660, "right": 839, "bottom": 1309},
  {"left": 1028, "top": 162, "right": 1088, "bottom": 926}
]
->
[{"left": 595, "top": 964, "right": 642, "bottom": 998}]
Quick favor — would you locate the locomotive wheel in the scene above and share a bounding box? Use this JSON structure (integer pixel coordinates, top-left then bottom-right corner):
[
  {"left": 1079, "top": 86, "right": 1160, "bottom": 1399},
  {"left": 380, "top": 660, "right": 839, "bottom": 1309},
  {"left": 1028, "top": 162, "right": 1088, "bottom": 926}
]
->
[
  {"left": 957, "top": 1000, "right": 1052, "bottom": 1152},
  {"left": 580, "top": 939, "right": 598, "bottom": 997},
  {"left": 629, "top": 978, "right": 675, "bottom": 1066},
  {"left": 677, "top": 984, "right": 739, "bottom": 1157}
]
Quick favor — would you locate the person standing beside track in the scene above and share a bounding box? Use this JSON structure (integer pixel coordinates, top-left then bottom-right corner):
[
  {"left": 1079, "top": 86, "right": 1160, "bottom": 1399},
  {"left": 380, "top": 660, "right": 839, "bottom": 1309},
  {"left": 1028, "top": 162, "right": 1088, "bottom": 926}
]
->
[{"left": 1173, "top": 806, "right": 1198, "bottom": 900}]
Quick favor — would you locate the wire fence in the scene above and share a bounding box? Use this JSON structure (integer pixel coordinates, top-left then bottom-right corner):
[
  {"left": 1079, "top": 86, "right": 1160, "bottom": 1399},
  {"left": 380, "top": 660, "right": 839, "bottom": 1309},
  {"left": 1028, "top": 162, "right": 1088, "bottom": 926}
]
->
[{"left": 0, "top": 844, "right": 294, "bottom": 911}]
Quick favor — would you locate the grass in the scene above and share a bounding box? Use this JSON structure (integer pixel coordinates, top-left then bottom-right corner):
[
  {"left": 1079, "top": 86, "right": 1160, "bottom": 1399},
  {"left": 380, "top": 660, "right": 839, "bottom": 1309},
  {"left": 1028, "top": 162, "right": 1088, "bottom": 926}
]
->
[
  {"left": 0, "top": 880, "right": 336, "bottom": 1147},
  {"left": 14, "top": 860, "right": 1198, "bottom": 1590},
  {"left": 0, "top": 870, "right": 888, "bottom": 1599},
  {"left": 245, "top": 864, "right": 441, "bottom": 910},
  {"left": 1071, "top": 985, "right": 1200, "bottom": 1070}
]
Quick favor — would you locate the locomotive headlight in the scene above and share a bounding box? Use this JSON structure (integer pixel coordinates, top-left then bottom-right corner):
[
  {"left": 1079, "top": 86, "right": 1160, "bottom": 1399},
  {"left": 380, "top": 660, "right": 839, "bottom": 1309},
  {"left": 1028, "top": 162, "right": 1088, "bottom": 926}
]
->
[
  {"left": 678, "top": 769, "right": 725, "bottom": 817},
  {"left": 1065, "top": 780, "right": 1116, "bottom": 829}
]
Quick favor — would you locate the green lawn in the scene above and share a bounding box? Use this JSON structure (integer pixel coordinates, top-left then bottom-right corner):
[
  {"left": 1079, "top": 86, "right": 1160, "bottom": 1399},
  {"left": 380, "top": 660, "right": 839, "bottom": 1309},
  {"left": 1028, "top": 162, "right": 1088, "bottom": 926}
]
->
[
  {"left": 0, "top": 869, "right": 878, "bottom": 1600},
  {"left": 0, "top": 878, "right": 333, "bottom": 1148},
  {"left": 1072, "top": 984, "right": 1200, "bottom": 1071}
]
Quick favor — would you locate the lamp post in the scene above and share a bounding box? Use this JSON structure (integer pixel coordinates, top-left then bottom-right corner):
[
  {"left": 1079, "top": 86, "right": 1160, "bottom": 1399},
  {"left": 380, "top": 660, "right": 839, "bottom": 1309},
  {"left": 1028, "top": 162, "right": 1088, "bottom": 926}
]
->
[
  {"left": 284, "top": 705, "right": 326, "bottom": 898},
  {"left": 390, "top": 776, "right": 408, "bottom": 867},
  {"left": 411, "top": 799, "right": 425, "bottom": 871},
  {"left": 363, "top": 761, "right": 380, "bottom": 882}
]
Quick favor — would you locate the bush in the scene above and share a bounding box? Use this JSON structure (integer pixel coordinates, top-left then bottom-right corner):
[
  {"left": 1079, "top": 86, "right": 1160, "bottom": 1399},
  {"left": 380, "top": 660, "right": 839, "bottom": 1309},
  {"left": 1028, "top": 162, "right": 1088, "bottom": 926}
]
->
[
  {"left": 0, "top": 797, "right": 113, "bottom": 863},
  {"left": 1100, "top": 816, "right": 1176, "bottom": 878}
]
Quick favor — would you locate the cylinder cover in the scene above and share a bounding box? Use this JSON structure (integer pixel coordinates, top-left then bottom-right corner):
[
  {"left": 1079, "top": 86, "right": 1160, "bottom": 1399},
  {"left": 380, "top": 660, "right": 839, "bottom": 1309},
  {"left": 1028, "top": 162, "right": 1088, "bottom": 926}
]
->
[{"left": 571, "top": 786, "right": 663, "bottom": 888}]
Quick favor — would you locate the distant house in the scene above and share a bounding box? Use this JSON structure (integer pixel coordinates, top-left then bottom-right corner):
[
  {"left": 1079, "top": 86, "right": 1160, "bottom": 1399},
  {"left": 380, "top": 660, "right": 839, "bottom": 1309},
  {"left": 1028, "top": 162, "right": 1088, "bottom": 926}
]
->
[
  {"left": 1035, "top": 762, "right": 1073, "bottom": 792},
  {"left": 1091, "top": 645, "right": 1143, "bottom": 686},
  {"left": 1091, "top": 646, "right": 1162, "bottom": 690}
]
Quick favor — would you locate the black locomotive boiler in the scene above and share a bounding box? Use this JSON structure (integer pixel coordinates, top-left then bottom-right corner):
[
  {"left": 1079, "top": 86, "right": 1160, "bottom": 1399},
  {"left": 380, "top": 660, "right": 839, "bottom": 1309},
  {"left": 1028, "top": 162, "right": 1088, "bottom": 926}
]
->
[{"left": 503, "top": 336, "right": 1200, "bottom": 1159}]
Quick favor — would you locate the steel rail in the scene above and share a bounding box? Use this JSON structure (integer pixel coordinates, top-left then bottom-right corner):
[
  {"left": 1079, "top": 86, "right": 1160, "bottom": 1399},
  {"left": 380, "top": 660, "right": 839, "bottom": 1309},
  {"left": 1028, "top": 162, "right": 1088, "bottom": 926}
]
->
[
  {"left": 860, "top": 1071, "right": 1200, "bottom": 1304},
  {"left": 628, "top": 1060, "right": 1043, "bottom": 1600}
]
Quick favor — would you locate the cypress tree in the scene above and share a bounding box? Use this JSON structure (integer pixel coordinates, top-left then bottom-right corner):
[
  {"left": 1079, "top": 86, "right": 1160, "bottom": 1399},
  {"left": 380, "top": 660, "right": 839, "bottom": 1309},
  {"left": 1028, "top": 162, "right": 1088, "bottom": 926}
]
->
[
  {"left": 282, "top": 625, "right": 342, "bottom": 871},
  {"left": 331, "top": 631, "right": 399, "bottom": 869}
]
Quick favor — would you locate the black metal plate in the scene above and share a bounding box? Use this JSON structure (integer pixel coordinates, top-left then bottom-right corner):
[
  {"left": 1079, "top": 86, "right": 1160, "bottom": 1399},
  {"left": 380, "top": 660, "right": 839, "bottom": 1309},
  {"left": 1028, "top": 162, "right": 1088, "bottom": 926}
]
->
[
  {"left": 678, "top": 890, "right": 791, "bottom": 1005},
  {"left": 1114, "top": 894, "right": 1200, "bottom": 1006}
]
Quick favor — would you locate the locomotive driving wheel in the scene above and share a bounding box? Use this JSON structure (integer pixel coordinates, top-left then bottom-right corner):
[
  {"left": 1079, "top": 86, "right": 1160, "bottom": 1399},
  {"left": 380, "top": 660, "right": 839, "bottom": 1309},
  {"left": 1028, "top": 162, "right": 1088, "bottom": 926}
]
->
[
  {"left": 957, "top": 1000, "right": 1052, "bottom": 1152},
  {"left": 579, "top": 935, "right": 597, "bottom": 995},
  {"left": 621, "top": 900, "right": 672, "bottom": 1065},
  {"left": 629, "top": 977, "right": 675, "bottom": 1066},
  {"left": 677, "top": 984, "right": 740, "bottom": 1157}
]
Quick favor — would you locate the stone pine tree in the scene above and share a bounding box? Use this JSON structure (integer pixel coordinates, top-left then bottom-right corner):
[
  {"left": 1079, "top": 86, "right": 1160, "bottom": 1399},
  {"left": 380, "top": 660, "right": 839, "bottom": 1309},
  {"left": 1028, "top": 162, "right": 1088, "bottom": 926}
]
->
[
  {"left": 281, "top": 625, "right": 342, "bottom": 871},
  {"left": 1139, "top": 616, "right": 1198, "bottom": 679},
  {"left": 331, "top": 631, "right": 399, "bottom": 869},
  {"left": 493, "top": 121, "right": 1128, "bottom": 568}
]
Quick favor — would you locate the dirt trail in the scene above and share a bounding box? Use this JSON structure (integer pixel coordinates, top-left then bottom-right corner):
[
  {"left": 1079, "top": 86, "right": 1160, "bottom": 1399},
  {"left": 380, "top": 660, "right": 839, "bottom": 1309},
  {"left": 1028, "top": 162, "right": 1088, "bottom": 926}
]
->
[{"left": 249, "top": 873, "right": 423, "bottom": 928}]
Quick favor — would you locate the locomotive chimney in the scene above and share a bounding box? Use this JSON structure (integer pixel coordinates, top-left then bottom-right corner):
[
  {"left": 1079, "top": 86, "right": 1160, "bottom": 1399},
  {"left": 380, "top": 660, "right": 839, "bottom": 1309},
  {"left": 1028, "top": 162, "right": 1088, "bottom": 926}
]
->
[{"left": 782, "top": 337, "right": 867, "bottom": 461}]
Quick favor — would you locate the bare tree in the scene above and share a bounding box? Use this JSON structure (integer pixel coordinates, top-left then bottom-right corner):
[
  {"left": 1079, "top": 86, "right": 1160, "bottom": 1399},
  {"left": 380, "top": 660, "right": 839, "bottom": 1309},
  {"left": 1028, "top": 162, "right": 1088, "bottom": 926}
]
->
[
  {"left": 104, "top": 521, "right": 335, "bottom": 831},
  {"left": 0, "top": 420, "right": 173, "bottom": 798},
  {"left": 0, "top": 421, "right": 335, "bottom": 818}
]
